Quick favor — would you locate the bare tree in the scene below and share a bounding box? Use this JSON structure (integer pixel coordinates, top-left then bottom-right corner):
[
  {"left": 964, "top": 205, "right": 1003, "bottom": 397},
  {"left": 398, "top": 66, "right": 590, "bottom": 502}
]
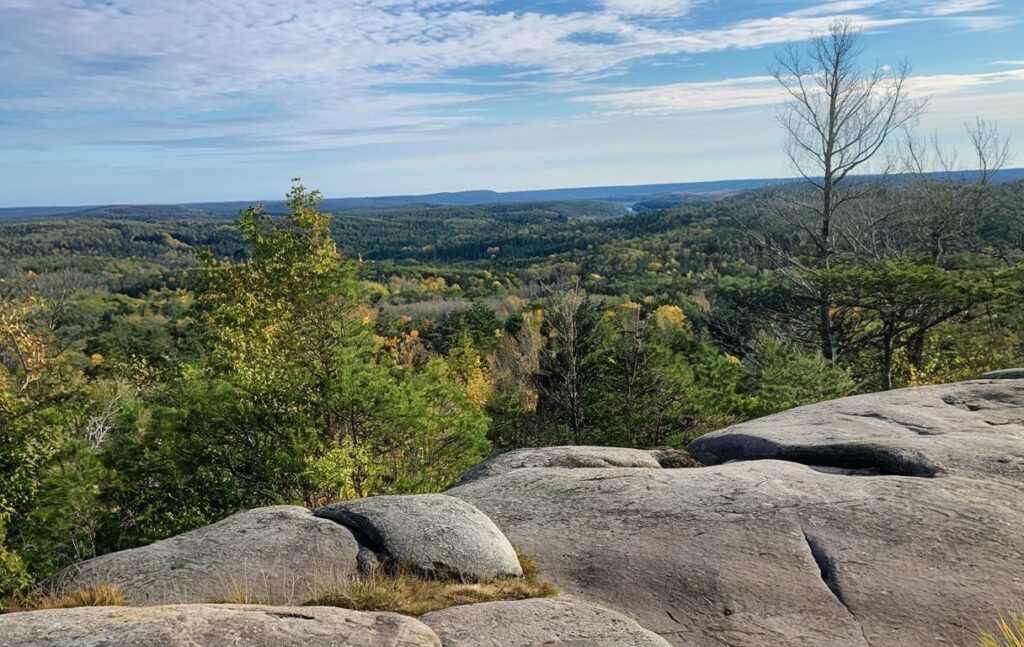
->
[
  {"left": 746, "top": 20, "right": 925, "bottom": 360},
  {"left": 904, "top": 118, "right": 1015, "bottom": 265}
]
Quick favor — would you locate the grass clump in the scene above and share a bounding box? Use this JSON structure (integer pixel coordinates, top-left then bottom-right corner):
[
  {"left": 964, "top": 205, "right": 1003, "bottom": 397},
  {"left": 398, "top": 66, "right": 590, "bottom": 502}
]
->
[
  {"left": 307, "top": 549, "right": 557, "bottom": 616},
  {"left": 980, "top": 613, "right": 1024, "bottom": 647},
  {"left": 1, "top": 584, "right": 126, "bottom": 614}
]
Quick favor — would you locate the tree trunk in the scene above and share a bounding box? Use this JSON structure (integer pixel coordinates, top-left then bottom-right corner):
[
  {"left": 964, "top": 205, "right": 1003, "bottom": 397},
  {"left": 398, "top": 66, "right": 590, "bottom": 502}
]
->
[
  {"left": 818, "top": 299, "right": 837, "bottom": 362},
  {"left": 881, "top": 323, "right": 896, "bottom": 390},
  {"left": 906, "top": 330, "right": 926, "bottom": 370}
]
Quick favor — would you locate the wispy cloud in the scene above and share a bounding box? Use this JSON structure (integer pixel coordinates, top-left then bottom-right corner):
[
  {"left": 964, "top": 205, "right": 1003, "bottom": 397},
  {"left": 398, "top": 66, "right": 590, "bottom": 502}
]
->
[
  {"left": 575, "top": 76, "right": 781, "bottom": 115},
  {"left": 0, "top": 0, "right": 956, "bottom": 158},
  {"left": 575, "top": 68, "right": 1024, "bottom": 115},
  {"left": 0, "top": 0, "right": 994, "bottom": 113},
  {"left": 602, "top": 0, "right": 699, "bottom": 17},
  {"left": 924, "top": 0, "right": 1001, "bottom": 16}
]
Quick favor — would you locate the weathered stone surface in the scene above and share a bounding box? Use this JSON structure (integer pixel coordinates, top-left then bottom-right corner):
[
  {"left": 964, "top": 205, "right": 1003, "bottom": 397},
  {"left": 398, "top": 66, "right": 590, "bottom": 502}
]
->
[
  {"left": 689, "top": 379, "right": 1024, "bottom": 480},
  {"left": 647, "top": 447, "right": 701, "bottom": 468},
  {"left": 52, "top": 506, "right": 360, "bottom": 605},
  {"left": 315, "top": 494, "right": 521, "bottom": 582},
  {"left": 420, "top": 598, "right": 672, "bottom": 647},
  {"left": 0, "top": 604, "right": 441, "bottom": 647},
  {"left": 449, "top": 380, "right": 1024, "bottom": 646},
  {"left": 975, "top": 367, "right": 1024, "bottom": 380},
  {"left": 459, "top": 446, "right": 664, "bottom": 484}
]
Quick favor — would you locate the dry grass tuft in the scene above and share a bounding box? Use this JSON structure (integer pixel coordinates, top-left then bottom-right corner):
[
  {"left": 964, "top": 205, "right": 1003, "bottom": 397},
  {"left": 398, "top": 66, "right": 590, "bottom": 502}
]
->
[
  {"left": 1, "top": 551, "right": 555, "bottom": 617},
  {"left": 1, "top": 584, "right": 126, "bottom": 614},
  {"left": 980, "top": 613, "right": 1024, "bottom": 647},
  {"left": 208, "top": 584, "right": 271, "bottom": 606},
  {"left": 307, "top": 549, "right": 557, "bottom": 616}
]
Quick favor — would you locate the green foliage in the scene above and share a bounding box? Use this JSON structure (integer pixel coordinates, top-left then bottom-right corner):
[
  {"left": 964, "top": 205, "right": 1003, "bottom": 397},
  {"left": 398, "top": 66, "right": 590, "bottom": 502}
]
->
[
  {"left": 427, "top": 302, "right": 503, "bottom": 354},
  {"left": 592, "top": 303, "right": 693, "bottom": 447},
  {"left": 744, "top": 335, "right": 856, "bottom": 418},
  {"left": 0, "top": 524, "right": 29, "bottom": 599},
  {"left": 15, "top": 442, "right": 108, "bottom": 577},
  {"left": 186, "top": 182, "right": 490, "bottom": 505},
  {"left": 533, "top": 281, "right": 606, "bottom": 444},
  {"left": 826, "top": 260, "right": 995, "bottom": 389}
]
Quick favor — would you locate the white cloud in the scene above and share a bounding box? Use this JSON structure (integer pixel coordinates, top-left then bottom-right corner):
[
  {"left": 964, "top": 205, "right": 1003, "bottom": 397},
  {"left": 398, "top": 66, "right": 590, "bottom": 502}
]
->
[
  {"left": 904, "top": 68, "right": 1024, "bottom": 94},
  {"left": 0, "top": 0, "right": 1016, "bottom": 165},
  {"left": 0, "top": 0, "right": 963, "bottom": 114},
  {"left": 924, "top": 0, "right": 1001, "bottom": 16},
  {"left": 787, "top": 1, "right": 887, "bottom": 18},
  {"left": 602, "top": 0, "right": 697, "bottom": 17},
  {"left": 575, "top": 76, "right": 782, "bottom": 115},
  {"left": 919, "top": 0, "right": 1016, "bottom": 31},
  {"left": 575, "top": 68, "right": 1024, "bottom": 115}
]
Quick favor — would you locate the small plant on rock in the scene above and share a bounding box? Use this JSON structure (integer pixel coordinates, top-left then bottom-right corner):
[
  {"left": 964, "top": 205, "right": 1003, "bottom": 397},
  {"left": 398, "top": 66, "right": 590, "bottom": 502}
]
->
[
  {"left": 1, "top": 584, "right": 125, "bottom": 614},
  {"left": 980, "top": 613, "right": 1024, "bottom": 647},
  {"left": 306, "top": 549, "right": 557, "bottom": 616}
]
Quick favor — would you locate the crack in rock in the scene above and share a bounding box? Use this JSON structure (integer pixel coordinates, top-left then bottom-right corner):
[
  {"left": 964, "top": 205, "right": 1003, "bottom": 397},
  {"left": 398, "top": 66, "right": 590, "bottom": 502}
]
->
[
  {"left": 848, "top": 412, "right": 943, "bottom": 436},
  {"left": 800, "top": 529, "right": 870, "bottom": 647},
  {"left": 264, "top": 611, "right": 317, "bottom": 620}
]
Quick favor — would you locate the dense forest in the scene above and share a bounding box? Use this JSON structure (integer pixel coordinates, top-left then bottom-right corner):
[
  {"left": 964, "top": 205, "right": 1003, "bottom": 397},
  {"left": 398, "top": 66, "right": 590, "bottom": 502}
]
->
[{"left": 3, "top": 23, "right": 1024, "bottom": 607}]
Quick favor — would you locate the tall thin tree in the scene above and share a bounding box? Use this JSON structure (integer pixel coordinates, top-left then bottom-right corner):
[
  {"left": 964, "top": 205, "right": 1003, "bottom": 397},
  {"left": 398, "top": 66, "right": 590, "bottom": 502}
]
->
[{"left": 749, "top": 20, "right": 924, "bottom": 360}]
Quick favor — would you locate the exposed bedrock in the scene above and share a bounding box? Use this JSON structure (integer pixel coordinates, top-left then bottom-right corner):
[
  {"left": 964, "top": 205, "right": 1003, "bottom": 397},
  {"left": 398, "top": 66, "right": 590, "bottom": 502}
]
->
[
  {"left": 420, "top": 598, "right": 673, "bottom": 647},
  {"left": 27, "top": 379, "right": 1024, "bottom": 646},
  {"left": 315, "top": 494, "right": 522, "bottom": 582},
  {"left": 459, "top": 446, "right": 668, "bottom": 484},
  {"left": 50, "top": 506, "right": 362, "bottom": 606},
  {"left": 0, "top": 604, "right": 441, "bottom": 647},
  {"left": 448, "top": 379, "right": 1024, "bottom": 646}
]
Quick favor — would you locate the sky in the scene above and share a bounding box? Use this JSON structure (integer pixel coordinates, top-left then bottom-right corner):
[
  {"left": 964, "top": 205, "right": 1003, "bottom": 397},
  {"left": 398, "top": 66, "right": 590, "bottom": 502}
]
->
[{"left": 1, "top": 0, "right": 1023, "bottom": 206}]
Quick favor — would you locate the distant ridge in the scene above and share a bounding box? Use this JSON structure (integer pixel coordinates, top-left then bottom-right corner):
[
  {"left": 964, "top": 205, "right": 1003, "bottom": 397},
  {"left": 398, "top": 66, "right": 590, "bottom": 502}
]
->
[
  {"left": 2, "top": 169, "right": 1021, "bottom": 220},
  {"left": 0, "top": 178, "right": 787, "bottom": 219}
]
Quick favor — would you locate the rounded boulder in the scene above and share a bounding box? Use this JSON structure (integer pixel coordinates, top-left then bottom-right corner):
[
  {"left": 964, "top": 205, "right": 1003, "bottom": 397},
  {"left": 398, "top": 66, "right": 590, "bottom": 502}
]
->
[
  {"left": 315, "top": 494, "right": 521, "bottom": 582},
  {"left": 51, "top": 506, "right": 361, "bottom": 605}
]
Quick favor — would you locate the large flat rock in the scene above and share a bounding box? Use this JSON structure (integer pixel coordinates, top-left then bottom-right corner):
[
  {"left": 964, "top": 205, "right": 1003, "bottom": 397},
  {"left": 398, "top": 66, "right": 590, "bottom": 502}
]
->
[
  {"left": 420, "top": 598, "right": 672, "bottom": 647},
  {"left": 459, "top": 446, "right": 664, "bottom": 484},
  {"left": 0, "top": 604, "right": 440, "bottom": 646},
  {"left": 315, "top": 494, "right": 521, "bottom": 582},
  {"left": 689, "top": 379, "right": 1024, "bottom": 481},
  {"left": 448, "top": 380, "right": 1024, "bottom": 646},
  {"left": 52, "top": 506, "right": 361, "bottom": 605}
]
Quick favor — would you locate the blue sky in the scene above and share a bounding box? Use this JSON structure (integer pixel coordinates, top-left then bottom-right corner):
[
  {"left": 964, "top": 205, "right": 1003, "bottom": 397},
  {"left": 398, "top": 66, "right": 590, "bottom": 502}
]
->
[{"left": 1, "top": 0, "right": 1022, "bottom": 206}]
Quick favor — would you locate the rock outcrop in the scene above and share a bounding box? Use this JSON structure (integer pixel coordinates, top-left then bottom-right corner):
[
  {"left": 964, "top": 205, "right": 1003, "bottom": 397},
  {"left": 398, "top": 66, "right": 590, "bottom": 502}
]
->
[
  {"left": 459, "top": 446, "right": 665, "bottom": 484},
  {"left": 0, "top": 604, "right": 440, "bottom": 646},
  {"left": 51, "top": 506, "right": 361, "bottom": 605},
  {"left": 315, "top": 494, "right": 521, "bottom": 582},
  {"left": 975, "top": 367, "right": 1024, "bottom": 380},
  {"left": 448, "top": 379, "right": 1024, "bottom": 646},
  {"left": 688, "top": 378, "right": 1024, "bottom": 480},
  {"left": 420, "top": 598, "right": 673, "bottom": 647}
]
